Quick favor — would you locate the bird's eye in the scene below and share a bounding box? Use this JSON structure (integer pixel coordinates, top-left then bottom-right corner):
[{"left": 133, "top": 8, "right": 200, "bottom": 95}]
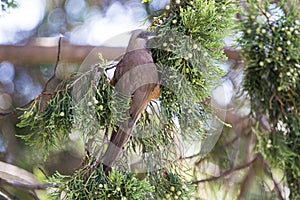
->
[
  {"left": 137, "top": 31, "right": 155, "bottom": 39},
  {"left": 137, "top": 32, "right": 148, "bottom": 39}
]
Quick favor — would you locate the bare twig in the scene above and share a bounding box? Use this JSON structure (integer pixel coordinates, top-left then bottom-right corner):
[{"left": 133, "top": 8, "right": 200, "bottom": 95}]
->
[
  {"left": 260, "top": 155, "right": 285, "bottom": 200},
  {"left": 105, "top": 63, "right": 117, "bottom": 71},
  {"left": 237, "top": 158, "right": 256, "bottom": 200},
  {"left": 43, "top": 37, "right": 62, "bottom": 93},
  {"left": 193, "top": 153, "right": 285, "bottom": 200},
  {"left": 38, "top": 167, "right": 49, "bottom": 180},
  {"left": 180, "top": 152, "right": 202, "bottom": 160},
  {"left": 191, "top": 154, "right": 259, "bottom": 184},
  {"left": 0, "top": 187, "right": 17, "bottom": 200},
  {"left": 0, "top": 179, "right": 53, "bottom": 190}
]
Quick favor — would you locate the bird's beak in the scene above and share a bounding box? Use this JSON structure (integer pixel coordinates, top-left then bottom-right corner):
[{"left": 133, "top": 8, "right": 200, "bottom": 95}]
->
[{"left": 146, "top": 31, "right": 155, "bottom": 40}]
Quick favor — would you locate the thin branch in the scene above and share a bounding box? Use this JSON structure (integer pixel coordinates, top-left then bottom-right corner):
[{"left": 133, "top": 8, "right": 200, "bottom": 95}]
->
[
  {"left": 0, "top": 179, "right": 53, "bottom": 190},
  {"left": 192, "top": 155, "right": 259, "bottom": 184},
  {"left": 43, "top": 37, "right": 62, "bottom": 93},
  {"left": 258, "top": 5, "right": 273, "bottom": 30},
  {"left": 260, "top": 155, "right": 285, "bottom": 200},
  {"left": 192, "top": 153, "right": 285, "bottom": 199},
  {"left": 0, "top": 193, "right": 10, "bottom": 200},
  {"left": 0, "top": 187, "right": 17, "bottom": 200},
  {"left": 0, "top": 112, "right": 14, "bottom": 117},
  {"left": 180, "top": 152, "right": 202, "bottom": 160},
  {"left": 237, "top": 159, "right": 256, "bottom": 200},
  {"left": 38, "top": 167, "right": 49, "bottom": 179},
  {"left": 25, "top": 190, "right": 40, "bottom": 200},
  {"left": 105, "top": 63, "right": 117, "bottom": 71}
]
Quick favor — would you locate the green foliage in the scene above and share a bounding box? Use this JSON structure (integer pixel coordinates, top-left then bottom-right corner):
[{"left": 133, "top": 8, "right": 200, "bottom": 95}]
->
[
  {"left": 95, "top": 71, "right": 115, "bottom": 128},
  {"left": 141, "top": 0, "right": 152, "bottom": 3},
  {"left": 16, "top": 0, "right": 238, "bottom": 159},
  {"left": 129, "top": 112, "right": 174, "bottom": 153},
  {"left": 149, "top": 0, "right": 238, "bottom": 59},
  {"left": 241, "top": 0, "right": 300, "bottom": 121},
  {"left": 148, "top": 0, "right": 238, "bottom": 140},
  {"left": 17, "top": 78, "right": 74, "bottom": 160},
  {"left": 1, "top": 0, "right": 18, "bottom": 12},
  {"left": 48, "top": 157, "right": 154, "bottom": 200},
  {"left": 240, "top": 0, "right": 300, "bottom": 197},
  {"left": 17, "top": 65, "right": 117, "bottom": 159},
  {"left": 126, "top": 0, "right": 239, "bottom": 179},
  {"left": 48, "top": 157, "right": 195, "bottom": 200},
  {"left": 179, "top": 0, "right": 238, "bottom": 59},
  {"left": 149, "top": 170, "right": 195, "bottom": 200},
  {"left": 16, "top": 0, "right": 240, "bottom": 198},
  {"left": 72, "top": 66, "right": 116, "bottom": 138}
]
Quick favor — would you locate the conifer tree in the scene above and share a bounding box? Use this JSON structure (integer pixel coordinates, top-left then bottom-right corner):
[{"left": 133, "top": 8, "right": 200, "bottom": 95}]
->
[{"left": 9, "top": 0, "right": 300, "bottom": 199}]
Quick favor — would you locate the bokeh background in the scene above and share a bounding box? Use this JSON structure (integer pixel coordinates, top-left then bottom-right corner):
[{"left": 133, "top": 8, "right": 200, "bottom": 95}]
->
[{"left": 0, "top": 0, "right": 259, "bottom": 199}]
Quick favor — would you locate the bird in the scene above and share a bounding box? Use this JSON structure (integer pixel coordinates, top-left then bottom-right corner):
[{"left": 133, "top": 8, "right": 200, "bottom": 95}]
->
[{"left": 102, "top": 29, "right": 160, "bottom": 175}]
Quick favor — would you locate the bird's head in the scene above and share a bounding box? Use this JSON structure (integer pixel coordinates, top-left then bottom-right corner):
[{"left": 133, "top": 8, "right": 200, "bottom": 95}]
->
[{"left": 126, "top": 29, "right": 154, "bottom": 52}]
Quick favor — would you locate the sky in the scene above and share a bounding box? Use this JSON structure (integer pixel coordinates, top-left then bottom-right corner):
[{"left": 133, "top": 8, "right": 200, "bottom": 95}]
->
[
  {"left": 0, "top": 0, "right": 170, "bottom": 45},
  {"left": 0, "top": 0, "right": 46, "bottom": 44}
]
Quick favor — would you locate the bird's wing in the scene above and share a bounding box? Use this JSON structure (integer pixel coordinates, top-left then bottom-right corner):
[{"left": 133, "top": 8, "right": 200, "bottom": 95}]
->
[
  {"left": 129, "top": 63, "right": 158, "bottom": 121},
  {"left": 103, "top": 48, "right": 159, "bottom": 174}
]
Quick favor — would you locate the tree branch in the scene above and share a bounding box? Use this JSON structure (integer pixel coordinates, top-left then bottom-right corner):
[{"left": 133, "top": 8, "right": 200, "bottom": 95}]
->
[
  {"left": 0, "top": 179, "right": 53, "bottom": 190},
  {"left": 0, "top": 38, "right": 126, "bottom": 64},
  {"left": 0, "top": 38, "right": 240, "bottom": 65},
  {"left": 192, "top": 154, "right": 259, "bottom": 184},
  {"left": 43, "top": 37, "right": 62, "bottom": 93}
]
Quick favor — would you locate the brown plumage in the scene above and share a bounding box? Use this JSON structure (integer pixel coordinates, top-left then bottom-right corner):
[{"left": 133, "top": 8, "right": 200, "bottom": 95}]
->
[{"left": 102, "top": 29, "right": 160, "bottom": 174}]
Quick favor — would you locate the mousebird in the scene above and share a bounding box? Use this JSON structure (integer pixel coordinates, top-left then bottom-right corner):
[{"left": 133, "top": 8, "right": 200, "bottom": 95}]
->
[{"left": 102, "top": 29, "right": 160, "bottom": 174}]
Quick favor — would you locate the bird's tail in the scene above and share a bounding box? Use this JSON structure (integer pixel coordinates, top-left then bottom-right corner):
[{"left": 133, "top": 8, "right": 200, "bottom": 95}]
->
[
  {"left": 102, "top": 96, "right": 151, "bottom": 174},
  {"left": 102, "top": 122, "right": 133, "bottom": 175}
]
